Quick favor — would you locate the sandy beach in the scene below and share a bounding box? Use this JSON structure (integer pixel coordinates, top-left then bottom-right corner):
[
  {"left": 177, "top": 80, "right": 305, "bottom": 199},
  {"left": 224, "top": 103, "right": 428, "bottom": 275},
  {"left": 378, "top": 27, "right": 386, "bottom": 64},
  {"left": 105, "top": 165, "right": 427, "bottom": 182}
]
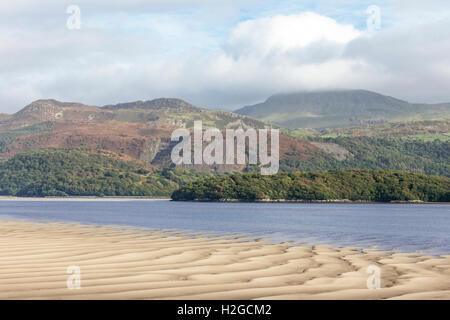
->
[{"left": 0, "top": 220, "right": 449, "bottom": 300}]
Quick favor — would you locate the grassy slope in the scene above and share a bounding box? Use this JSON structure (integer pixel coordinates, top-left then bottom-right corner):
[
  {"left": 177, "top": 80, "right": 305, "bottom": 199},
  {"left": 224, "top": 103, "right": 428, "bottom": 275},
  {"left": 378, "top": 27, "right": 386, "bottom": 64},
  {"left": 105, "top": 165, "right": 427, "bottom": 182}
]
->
[
  {"left": 236, "top": 90, "right": 450, "bottom": 129},
  {"left": 280, "top": 137, "right": 450, "bottom": 177},
  {"left": 318, "top": 120, "right": 450, "bottom": 141},
  {"left": 279, "top": 120, "right": 450, "bottom": 177},
  {"left": 0, "top": 122, "right": 54, "bottom": 155},
  {"left": 112, "top": 108, "right": 269, "bottom": 130}
]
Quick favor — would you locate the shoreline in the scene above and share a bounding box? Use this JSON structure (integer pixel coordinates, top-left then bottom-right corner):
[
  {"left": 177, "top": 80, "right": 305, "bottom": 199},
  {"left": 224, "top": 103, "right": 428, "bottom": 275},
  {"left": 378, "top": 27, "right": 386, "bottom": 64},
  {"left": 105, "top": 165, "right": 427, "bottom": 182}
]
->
[
  {"left": 0, "top": 196, "right": 171, "bottom": 201},
  {"left": 0, "top": 196, "right": 448, "bottom": 204},
  {"left": 1, "top": 217, "right": 447, "bottom": 257},
  {"left": 174, "top": 199, "right": 450, "bottom": 204},
  {"left": 0, "top": 219, "right": 449, "bottom": 300}
]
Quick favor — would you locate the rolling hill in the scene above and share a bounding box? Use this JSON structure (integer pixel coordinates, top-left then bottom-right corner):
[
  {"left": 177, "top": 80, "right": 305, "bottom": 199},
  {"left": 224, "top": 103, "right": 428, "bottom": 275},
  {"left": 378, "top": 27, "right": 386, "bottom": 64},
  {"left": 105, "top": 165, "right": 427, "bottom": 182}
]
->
[
  {"left": 1, "top": 98, "right": 268, "bottom": 131},
  {"left": 0, "top": 98, "right": 322, "bottom": 172},
  {"left": 235, "top": 90, "right": 450, "bottom": 129},
  {"left": 317, "top": 119, "right": 450, "bottom": 141},
  {"left": 0, "top": 96, "right": 448, "bottom": 178}
]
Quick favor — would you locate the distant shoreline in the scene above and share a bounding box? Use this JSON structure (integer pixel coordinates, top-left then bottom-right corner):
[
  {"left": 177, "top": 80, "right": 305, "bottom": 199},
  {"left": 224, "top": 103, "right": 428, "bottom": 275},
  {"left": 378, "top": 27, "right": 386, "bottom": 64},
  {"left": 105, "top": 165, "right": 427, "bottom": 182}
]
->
[
  {"left": 1, "top": 196, "right": 447, "bottom": 204},
  {"left": 174, "top": 199, "right": 450, "bottom": 204},
  {"left": 0, "top": 196, "right": 170, "bottom": 201}
]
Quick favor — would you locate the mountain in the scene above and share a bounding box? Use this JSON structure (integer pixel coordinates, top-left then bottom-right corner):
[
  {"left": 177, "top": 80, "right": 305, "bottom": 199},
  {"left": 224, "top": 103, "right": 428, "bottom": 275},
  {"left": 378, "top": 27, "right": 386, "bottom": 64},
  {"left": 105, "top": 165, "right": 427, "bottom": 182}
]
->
[
  {"left": 103, "top": 98, "right": 201, "bottom": 112},
  {"left": 1, "top": 99, "right": 112, "bottom": 130},
  {"left": 2, "top": 98, "right": 268, "bottom": 131},
  {"left": 235, "top": 90, "right": 450, "bottom": 129},
  {"left": 0, "top": 98, "right": 284, "bottom": 172},
  {"left": 0, "top": 96, "right": 447, "bottom": 178}
]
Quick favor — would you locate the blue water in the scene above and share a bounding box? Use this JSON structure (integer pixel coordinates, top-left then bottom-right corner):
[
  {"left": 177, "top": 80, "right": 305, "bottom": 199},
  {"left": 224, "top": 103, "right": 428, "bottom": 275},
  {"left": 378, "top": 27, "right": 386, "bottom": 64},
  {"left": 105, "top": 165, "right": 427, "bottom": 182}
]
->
[{"left": 0, "top": 201, "right": 449, "bottom": 255}]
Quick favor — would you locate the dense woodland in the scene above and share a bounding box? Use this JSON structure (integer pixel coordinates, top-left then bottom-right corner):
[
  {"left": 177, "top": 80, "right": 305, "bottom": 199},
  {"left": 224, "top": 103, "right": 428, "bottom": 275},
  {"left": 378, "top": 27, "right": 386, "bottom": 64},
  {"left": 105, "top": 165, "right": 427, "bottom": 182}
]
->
[
  {"left": 0, "top": 119, "right": 448, "bottom": 178},
  {"left": 280, "top": 137, "right": 450, "bottom": 177},
  {"left": 0, "top": 149, "right": 210, "bottom": 197},
  {"left": 0, "top": 149, "right": 448, "bottom": 201},
  {"left": 172, "top": 170, "right": 450, "bottom": 202}
]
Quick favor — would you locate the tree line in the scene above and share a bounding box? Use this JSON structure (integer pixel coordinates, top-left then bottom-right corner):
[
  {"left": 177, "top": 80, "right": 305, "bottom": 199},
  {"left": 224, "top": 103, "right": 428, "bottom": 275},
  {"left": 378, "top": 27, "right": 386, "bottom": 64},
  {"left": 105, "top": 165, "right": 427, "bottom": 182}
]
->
[{"left": 172, "top": 170, "right": 450, "bottom": 202}]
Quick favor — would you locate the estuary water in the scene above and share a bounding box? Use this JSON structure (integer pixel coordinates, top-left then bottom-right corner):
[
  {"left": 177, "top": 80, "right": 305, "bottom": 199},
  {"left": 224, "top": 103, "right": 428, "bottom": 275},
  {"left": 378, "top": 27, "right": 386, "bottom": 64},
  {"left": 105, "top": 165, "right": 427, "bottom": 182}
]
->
[{"left": 0, "top": 201, "right": 449, "bottom": 255}]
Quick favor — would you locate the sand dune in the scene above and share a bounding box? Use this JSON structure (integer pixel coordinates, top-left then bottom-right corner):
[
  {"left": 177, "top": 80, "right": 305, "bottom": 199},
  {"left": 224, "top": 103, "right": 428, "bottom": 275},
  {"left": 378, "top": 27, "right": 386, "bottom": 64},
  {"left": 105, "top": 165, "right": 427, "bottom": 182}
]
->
[{"left": 0, "top": 220, "right": 449, "bottom": 300}]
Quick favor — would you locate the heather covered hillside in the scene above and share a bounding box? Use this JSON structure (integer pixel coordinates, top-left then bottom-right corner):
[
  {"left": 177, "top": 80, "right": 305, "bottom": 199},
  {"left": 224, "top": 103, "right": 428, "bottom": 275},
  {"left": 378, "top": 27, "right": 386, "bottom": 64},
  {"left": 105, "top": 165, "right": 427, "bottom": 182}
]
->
[{"left": 0, "top": 95, "right": 448, "bottom": 178}]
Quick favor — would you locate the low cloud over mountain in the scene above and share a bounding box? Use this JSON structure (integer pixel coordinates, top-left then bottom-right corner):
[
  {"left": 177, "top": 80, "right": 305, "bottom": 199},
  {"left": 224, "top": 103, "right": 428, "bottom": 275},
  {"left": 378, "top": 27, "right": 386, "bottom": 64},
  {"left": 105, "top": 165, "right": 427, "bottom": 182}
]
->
[{"left": 2, "top": 1, "right": 450, "bottom": 112}]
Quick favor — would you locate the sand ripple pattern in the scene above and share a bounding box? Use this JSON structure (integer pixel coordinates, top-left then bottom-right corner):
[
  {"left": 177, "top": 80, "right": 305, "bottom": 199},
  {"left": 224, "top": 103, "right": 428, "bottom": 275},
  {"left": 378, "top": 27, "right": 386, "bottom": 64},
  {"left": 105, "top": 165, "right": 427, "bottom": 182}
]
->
[{"left": 0, "top": 221, "right": 449, "bottom": 300}]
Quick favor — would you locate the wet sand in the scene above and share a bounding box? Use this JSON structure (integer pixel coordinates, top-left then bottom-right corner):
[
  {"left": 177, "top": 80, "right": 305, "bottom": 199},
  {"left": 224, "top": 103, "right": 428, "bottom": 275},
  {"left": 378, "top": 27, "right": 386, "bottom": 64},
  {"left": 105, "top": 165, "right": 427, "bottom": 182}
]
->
[{"left": 0, "top": 220, "right": 449, "bottom": 300}]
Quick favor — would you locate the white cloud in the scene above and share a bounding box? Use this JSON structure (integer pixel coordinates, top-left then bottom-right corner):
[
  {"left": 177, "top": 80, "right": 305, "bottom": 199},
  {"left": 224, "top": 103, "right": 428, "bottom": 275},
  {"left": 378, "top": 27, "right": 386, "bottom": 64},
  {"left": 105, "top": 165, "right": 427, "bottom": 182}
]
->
[
  {"left": 225, "top": 12, "right": 360, "bottom": 59},
  {"left": 1, "top": 1, "right": 450, "bottom": 112}
]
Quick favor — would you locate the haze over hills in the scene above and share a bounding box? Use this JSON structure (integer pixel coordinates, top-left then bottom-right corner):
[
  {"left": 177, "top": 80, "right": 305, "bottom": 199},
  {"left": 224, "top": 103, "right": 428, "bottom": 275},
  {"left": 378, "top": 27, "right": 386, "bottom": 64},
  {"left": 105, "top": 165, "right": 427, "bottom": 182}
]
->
[{"left": 235, "top": 90, "right": 450, "bottom": 129}]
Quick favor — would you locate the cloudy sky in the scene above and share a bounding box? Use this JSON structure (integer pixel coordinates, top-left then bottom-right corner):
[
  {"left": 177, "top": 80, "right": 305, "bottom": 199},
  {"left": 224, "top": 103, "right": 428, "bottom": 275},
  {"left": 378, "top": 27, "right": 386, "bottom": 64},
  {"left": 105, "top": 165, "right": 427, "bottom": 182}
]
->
[{"left": 1, "top": 0, "right": 450, "bottom": 113}]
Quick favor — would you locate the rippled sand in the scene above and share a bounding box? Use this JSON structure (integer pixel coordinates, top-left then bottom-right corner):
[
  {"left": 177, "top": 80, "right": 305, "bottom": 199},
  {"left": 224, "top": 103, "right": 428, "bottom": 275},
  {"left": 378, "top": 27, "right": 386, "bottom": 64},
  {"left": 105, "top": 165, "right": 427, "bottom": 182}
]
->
[{"left": 0, "top": 220, "right": 449, "bottom": 299}]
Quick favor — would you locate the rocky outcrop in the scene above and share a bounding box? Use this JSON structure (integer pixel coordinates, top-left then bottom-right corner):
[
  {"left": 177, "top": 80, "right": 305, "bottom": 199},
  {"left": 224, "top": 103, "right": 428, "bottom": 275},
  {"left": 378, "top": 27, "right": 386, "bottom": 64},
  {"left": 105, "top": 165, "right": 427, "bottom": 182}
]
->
[
  {"left": 311, "top": 142, "right": 353, "bottom": 161},
  {"left": 103, "top": 98, "right": 201, "bottom": 112},
  {"left": 5, "top": 99, "right": 113, "bottom": 130}
]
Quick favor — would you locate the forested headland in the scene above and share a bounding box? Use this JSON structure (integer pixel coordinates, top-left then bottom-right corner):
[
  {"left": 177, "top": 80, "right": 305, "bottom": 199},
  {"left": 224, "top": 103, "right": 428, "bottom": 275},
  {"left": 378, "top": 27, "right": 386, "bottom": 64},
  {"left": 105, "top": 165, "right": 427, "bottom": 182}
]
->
[
  {"left": 0, "top": 149, "right": 448, "bottom": 202},
  {"left": 171, "top": 170, "right": 450, "bottom": 202},
  {"left": 0, "top": 149, "right": 210, "bottom": 197}
]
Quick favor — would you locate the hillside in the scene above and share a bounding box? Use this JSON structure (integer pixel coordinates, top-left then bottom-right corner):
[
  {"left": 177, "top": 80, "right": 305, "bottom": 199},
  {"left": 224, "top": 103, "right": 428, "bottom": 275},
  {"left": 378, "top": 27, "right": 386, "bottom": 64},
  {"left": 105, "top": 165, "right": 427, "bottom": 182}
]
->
[
  {"left": 172, "top": 170, "right": 450, "bottom": 202},
  {"left": 235, "top": 90, "right": 450, "bottom": 129},
  {"left": 0, "top": 115, "right": 326, "bottom": 173},
  {"left": 2, "top": 99, "right": 112, "bottom": 131},
  {"left": 0, "top": 97, "right": 447, "bottom": 178},
  {"left": 318, "top": 119, "right": 450, "bottom": 141},
  {"left": 278, "top": 136, "right": 450, "bottom": 177},
  {"left": 0, "top": 98, "right": 275, "bottom": 171},
  {"left": 0, "top": 149, "right": 211, "bottom": 197},
  {"left": 2, "top": 98, "right": 268, "bottom": 131},
  {"left": 0, "top": 98, "right": 331, "bottom": 173}
]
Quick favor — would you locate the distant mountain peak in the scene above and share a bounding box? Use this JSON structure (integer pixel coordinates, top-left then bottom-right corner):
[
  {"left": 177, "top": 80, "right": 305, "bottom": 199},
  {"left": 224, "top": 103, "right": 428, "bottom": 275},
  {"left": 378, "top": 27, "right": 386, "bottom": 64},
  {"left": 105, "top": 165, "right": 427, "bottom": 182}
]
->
[
  {"left": 14, "top": 100, "right": 65, "bottom": 121},
  {"left": 102, "top": 98, "right": 201, "bottom": 112},
  {"left": 26, "top": 99, "right": 93, "bottom": 109},
  {"left": 7, "top": 99, "right": 106, "bottom": 128},
  {"left": 235, "top": 90, "right": 449, "bottom": 129},
  {"left": 264, "top": 89, "right": 409, "bottom": 105}
]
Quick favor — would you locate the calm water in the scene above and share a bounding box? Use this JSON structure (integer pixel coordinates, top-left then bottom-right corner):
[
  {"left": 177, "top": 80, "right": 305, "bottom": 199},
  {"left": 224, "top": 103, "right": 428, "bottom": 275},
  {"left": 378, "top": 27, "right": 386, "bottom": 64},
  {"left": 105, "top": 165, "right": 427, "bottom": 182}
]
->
[{"left": 0, "top": 201, "right": 449, "bottom": 255}]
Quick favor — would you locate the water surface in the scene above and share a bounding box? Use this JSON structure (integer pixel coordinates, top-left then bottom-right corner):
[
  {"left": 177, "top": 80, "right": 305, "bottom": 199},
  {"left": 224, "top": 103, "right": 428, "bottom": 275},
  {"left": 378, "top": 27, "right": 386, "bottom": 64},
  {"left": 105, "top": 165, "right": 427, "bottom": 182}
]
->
[{"left": 0, "top": 201, "right": 449, "bottom": 255}]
